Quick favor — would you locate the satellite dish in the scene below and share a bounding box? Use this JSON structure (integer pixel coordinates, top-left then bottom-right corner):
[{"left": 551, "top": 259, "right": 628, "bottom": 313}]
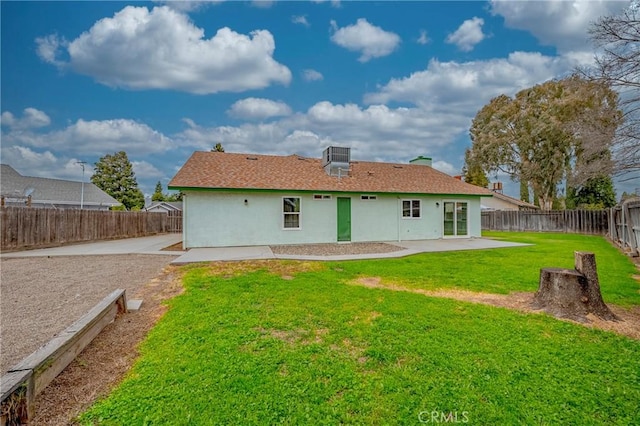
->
[{"left": 23, "top": 187, "right": 34, "bottom": 197}]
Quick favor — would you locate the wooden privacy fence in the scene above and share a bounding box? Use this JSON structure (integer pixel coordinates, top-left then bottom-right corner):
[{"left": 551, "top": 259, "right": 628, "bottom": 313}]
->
[
  {"left": 609, "top": 199, "right": 640, "bottom": 257},
  {"left": 167, "top": 210, "right": 182, "bottom": 233},
  {"left": 481, "top": 210, "right": 609, "bottom": 234},
  {"left": 0, "top": 207, "right": 181, "bottom": 252}
]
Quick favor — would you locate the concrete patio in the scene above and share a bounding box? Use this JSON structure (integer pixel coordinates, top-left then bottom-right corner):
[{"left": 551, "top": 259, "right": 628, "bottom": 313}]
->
[{"left": 1, "top": 234, "right": 530, "bottom": 264}]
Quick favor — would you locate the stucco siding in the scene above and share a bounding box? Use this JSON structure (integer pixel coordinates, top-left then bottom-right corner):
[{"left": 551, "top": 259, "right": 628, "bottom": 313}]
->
[
  {"left": 183, "top": 191, "right": 482, "bottom": 247},
  {"left": 468, "top": 198, "right": 482, "bottom": 237},
  {"left": 184, "top": 191, "right": 338, "bottom": 248},
  {"left": 350, "top": 195, "right": 398, "bottom": 242}
]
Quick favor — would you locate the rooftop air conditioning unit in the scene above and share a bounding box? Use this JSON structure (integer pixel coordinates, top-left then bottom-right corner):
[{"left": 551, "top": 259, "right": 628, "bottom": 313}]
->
[{"left": 322, "top": 146, "right": 350, "bottom": 177}]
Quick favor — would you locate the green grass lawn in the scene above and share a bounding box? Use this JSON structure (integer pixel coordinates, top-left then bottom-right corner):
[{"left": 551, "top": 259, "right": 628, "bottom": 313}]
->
[
  {"left": 335, "top": 231, "right": 640, "bottom": 306},
  {"left": 80, "top": 233, "right": 640, "bottom": 425}
]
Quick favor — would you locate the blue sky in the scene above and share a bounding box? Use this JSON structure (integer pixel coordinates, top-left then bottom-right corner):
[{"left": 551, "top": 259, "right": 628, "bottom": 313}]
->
[{"left": 1, "top": 0, "right": 635, "bottom": 199}]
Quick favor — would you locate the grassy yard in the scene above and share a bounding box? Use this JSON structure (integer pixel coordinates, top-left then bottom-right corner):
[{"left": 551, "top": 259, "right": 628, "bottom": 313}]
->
[
  {"left": 80, "top": 233, "right": 640, "bottom": 425},
  {"left": 336, "top": 231, "right": 640, "bottom": 307}
]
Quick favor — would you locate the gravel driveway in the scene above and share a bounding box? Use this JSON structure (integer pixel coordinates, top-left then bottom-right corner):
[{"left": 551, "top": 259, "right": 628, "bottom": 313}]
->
[{"left": 0, "top": 254, "right": 177, "bottom": 373}]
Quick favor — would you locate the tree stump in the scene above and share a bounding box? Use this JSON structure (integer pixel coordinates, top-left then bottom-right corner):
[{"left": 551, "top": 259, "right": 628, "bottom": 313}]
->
[{"left": 531, "top": 251, "right": 619, "bottom": 323}]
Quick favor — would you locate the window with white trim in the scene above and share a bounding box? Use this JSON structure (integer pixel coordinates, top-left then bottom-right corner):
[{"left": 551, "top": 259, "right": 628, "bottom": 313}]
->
[
  {"left": 361, "top": 195, "right": 377, "bottom": 200},
  {"left": 402, "top": 199, "right": 421, "bottom": 218},
  {"left": 313, "top": 194, "right": 331, "bottom": 200},
  {"left": 283, "top": 197, "right": 301, "bottom": 229}
]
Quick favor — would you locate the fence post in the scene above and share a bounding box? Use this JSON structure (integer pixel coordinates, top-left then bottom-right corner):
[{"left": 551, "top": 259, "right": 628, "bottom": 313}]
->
[{"left": 623, "top": 201, "right": 638, "bottom": 255}]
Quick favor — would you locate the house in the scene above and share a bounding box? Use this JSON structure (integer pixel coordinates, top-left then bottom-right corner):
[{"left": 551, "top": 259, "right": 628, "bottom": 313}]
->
[
  {"left": 168, "top": 147, "right": 492, "bottom": 248},
  {"left": 0, "top": 164, "right": 120, "bottom": 210},
  {"left": 144, "top": 201, "right": 182, "bottom": 214},
  {"left": 481, "top": 187, "right": 539, "bottom": 211}
]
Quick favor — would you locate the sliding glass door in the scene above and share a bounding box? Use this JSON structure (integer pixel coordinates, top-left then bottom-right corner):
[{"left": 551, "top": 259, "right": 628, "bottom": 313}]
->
[{"left": 443, "top": 201, "right": 468, "bottom": 237}]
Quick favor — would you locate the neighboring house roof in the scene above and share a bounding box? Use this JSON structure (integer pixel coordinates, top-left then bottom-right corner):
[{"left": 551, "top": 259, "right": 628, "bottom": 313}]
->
[
  {"left": 145, "top": 201, "right": 182, "bottom": 212},
  {"left": 482, "top": 191, "right": 539, "bottom": 210},
  {"left": 169, "top": 151, "right": 492, "bottom": 196},
  {"left": 0, "top": 164, "right": 120, "bottom": 207}
]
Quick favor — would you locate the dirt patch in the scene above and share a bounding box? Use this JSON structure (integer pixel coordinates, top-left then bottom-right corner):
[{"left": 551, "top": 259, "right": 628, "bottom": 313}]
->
[
  {"left": 352, "top": 277, "right": 640, "bottom": 340},
  {"left": 206, "top": 259, "right": 325, "bottom": 279},
  {"left": 270, "top": 242, "right": 403, "bottom": 256},
  {"left": 31, "top": 265, "right": 184, "bottom": 425},
  {"left": 161, "top": 241, "right": 185, "bottom": 251},
  {"left": 254, "top": 327, "right": 328, "bottom": 346}
]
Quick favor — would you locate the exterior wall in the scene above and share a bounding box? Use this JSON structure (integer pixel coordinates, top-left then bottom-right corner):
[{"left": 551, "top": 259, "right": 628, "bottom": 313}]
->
[
  {"left": 468, "top": 197, "right": 482, "bottom": 237},
  {"left": 184, "top": 191, "right": 337, "bottom": 248},
  {"left": 183, "top": 190, "right": 482, "bottom": 248},
  {"left": 481, "top": 196, "right": 520, "bottom": 211}
]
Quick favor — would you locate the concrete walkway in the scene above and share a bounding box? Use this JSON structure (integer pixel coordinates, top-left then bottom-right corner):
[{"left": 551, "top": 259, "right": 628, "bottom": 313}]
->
[
  {"left": 172, "top": 238, "right": 529, "bottom": 264},
  {"left": 0, "top": 234, "right": 184, "bottom": 258},
  {"left": 1, "top": 234, "right": 529, "bottom": 263}
]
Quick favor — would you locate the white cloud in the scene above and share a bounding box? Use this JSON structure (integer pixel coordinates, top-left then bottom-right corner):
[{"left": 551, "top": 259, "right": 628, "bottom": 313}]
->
[
  {"left": 178, "top": 100, "right": 467, "bottom": 163},
  {"left": 0, "top": 144, "right": 171, "bottom": 195},
  {"left": 490, "top": 0, "right": 626, "bottom": 54},
  {"left": 281, "top": 130, "right": 331, "bottom": 154},
  {"left": 0, "top": 145, "right": 92, "bottom": 181},
  {"left": 35, "top": 34, "right": 67, "bottom": 67},
  {"left": 432, "top": 160, "right": 457, "bottom": 176},
  {"left": 417, "top": 30, "right": 430, "bottom": 45},
  {"left": 330, "top": 18, "right": 401, "bottom": 62},
  {"left": 36, "top": 5, "right": 291, "bottom": 94},
  {"left": 1, "top": 146, "right": 58, "bottom": 171},
  {"left": 302, "top": 69, "right": 324, "bottom": 81},
  {"left": 446, "top": 17, "right": 485, "bottom": 52},
  {"left": 292, "top": 15, "right": 310, "bottom": 27},
  {"left": 365, "top": 52, "right": 583, "bottom": 113},
  {"left": 56, "top": 119, "right": 174, "bottom": 155},
  {"left": 1, "top": 108, "right": 51, "bottom": 130},
  {"left": 2, "top": 115, "right": 173, "bottom": 156},
  {"left": 132, "top": 160, "right": 164, "bottom": 179},
  {"left": 227, "top": 98, "right": 293, "bottom": 120},
  {"left": 155, "top": 1, "right": 218, "bottom": 12}
]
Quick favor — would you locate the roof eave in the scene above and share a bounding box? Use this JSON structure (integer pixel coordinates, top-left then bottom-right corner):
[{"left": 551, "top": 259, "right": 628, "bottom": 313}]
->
[{"left": 170, "top": 186, "right": 488, "bottom": 197}]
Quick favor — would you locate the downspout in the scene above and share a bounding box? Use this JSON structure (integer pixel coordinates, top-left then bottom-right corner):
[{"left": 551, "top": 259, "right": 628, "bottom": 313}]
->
[
  {"left": 182, "top": 194, "right": 187, "bottom": 250},
  {"left": 397, "top": 197, "right": 401, "bottom": 242}
]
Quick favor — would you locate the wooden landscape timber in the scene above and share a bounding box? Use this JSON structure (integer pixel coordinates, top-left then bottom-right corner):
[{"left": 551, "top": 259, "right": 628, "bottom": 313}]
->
[{"left": 0, "top": 289, "right": 127, "bottom": 425}]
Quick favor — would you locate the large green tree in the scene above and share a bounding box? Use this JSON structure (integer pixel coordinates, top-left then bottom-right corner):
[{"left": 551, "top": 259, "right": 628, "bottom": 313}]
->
[
  {"left": 91, "top": 151, "right": 145, "bottom": 210},
  {"left": 566, "top": 176, "right": 617, "bottom": 210},
  {"left": 469, "top": 75, "right": 621, "bottom": 210},
  {"left": 461, "top": 148, "right": 489, "bottom": 188},
  {"left": 166, "top": 191, "right": 183, "bottom": 202},
  {"left": 152, "top": 181, "right": 165, "bottom": 202},
  {"left": 211, "top": 143, "right": 225, "bottom": 152}
]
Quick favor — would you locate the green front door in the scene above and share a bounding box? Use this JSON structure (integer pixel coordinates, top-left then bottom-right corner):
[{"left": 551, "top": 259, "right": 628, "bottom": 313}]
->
[{"left": 337, "top": 197, "right": 351, "bottom": 242}]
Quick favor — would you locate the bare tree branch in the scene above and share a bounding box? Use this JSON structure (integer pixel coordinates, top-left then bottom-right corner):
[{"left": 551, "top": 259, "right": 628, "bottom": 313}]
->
[{"left": 587, "top": 3, "right": 640, "bottom": 176}]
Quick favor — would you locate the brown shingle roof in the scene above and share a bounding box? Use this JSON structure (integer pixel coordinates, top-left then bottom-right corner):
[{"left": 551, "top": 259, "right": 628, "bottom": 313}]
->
[{"left": 169, "top": 151, "right": 492, "bottom": 196}]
